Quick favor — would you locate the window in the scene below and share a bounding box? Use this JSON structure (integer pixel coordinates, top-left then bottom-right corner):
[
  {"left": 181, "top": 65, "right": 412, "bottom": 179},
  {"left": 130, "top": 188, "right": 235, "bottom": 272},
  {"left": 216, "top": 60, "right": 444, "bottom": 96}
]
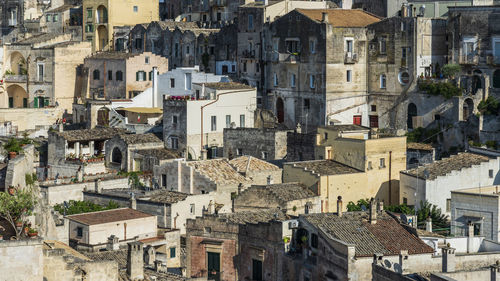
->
[
  {"left": 170, "top": 78, "right": 175, "bottom": 88},
  {"left": 210, "top": 147, "right": 217, "bottom": 159},
  {"left": 161, "top": 174, "right": 167, "bottom": 187},
  {"left": 85, "top": 24, "right": 93, "bottom": 33},
  {"left": 290, "top": 73, "right": 296, "bottom": 87},
  {"left": 53, "top": 14, "right": 59, "bottom": 22},
  {"left": 446, "top": 199, "right": 451, "bottom": 212},
  {"left": 116, "top": 71, "right": 123, "bottom": 81},
  {"left": 380, "top": 74, "right": 386, "bottom": 89},
  {"left": 261, "top": 151, "right": 268, "bottom": 159},
  {"left": 379, "top": 37, "right": 387, "bottom": 54},
  {"left": 46, "top": 14, "right": 52, "bottom": 22},
  {"left": 304, "top": 98, "right": 310, "bottom": 110},
  {"left": 170, "top": 247, "right": 176, "bottom": 258},
  {"left": 309, "top": 74, "right": 315, "bottom": 89},
  {"left": 248, "top": 14, "right": 254, "bottom": 30},
  {"left": 204, "top": 227, "right": 211, "bottom": 234},
  {"left": 346, "top": 39, "right": 353, "bottom": 54},
  {"left": 211, "top": 116, "right": 216, "bottom": 131},
  {"left": 186, "top": 45, "right": 190, "bottom": 54},
  {"left": 174, "top": 43, "right": 179, "bottom": 57},
  {"left": 236, "top": 148, "right": 243, "bottom": 156},
  {"left": 171, "top": 137, "right": 178, "bottom": 149},
  {"left": 77, "top": 227, "right": 83, "bottom": 237},
  {"left": 311, "top": 233, "right": 318, "bottom": 248},
  {"left": 346, "top": 70, "right": 352, "bottom": 82},
  {"left": 145, "top": 56, "right": 150, "bottom": 64},
  {"left": 37, "top": 63, "right": 44, "bottom": 82},
  {"left": 353, "top": 115, "right": 361, "bottom": 125},
  {"left": 226, "top": 115, "right": 231, "bottom": 128},
  {"left": 371, "top": 105, "right": 377, "bottom": 112},
  {"left": 133, "top": 6, "right": 138, "bottom": 13},
  {"left": 494, "top": 70, "right": 500, "bottom": 88},
  {"left": 252, "top": 259, "right": 263, "bottom": 281},
  {"left": 86, "top": 8, "right": 92, "bottom": 19},
  {"left": 369, "top": 115, "right": 378, "bottom": 128},
  {"left": 93, "top": 69, "right": 100, "bottom": 80},
  {"left": 108, "top": 70, "right": 112, "bottom": 81},
  {"left": 310, "top": 40, "right": 315, "bottom": 54},
  {"left": 367, "top": 161, "right": 372, "bottom": 170},
  {"left": 135, "top": 38, "right": 142, "bottom": 49},
  {"left": 148, "top": 71, "right": 153, "bottom": 81},
  {"left": 240, "top": 114, "right": 245, "bottom": 128},
  {"left": 172, "top": 115, "right": 178, "bottom": 125},
  {"left": 403, "top": 197, "right": 408, "bottom": 205},
  {"left": 324, "top": 133, "right": 328, "bottom": 140},
  {"left": 273, "top": 73, "right": 278, "bottom": 86},
  {"left": 190, "top": 204, "right": 195, "bottom": 214},
  {"left": 490, "top": 169, "right": 494, "bottom": 178},
  {"left": 185, "top": 73, "right": 192, "bottom": 90},
  {"left": 286, "top": 40, "right": 299, "bottom": 53},
  {"left": 380, "top": 158, "right": 386, "bottom": 168},
  {"left": 243, "top": 62, "right": 247, "bottom": 72},
  {"left": 136, "top": 71, "right": 146, "bottom": 81}
]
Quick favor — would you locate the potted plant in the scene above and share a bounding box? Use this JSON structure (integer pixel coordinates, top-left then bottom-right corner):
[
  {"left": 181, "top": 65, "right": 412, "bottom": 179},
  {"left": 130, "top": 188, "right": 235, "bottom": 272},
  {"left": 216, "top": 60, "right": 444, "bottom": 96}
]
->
[
  {"left": 283, "top": 236, "right": 290, "bottom": 244},
  {"left": 4, "top": 138, "right": 22, "bottom": 159},
  {"left": 15, "top": 220, "right": 23, "bottom": 228},
  {"left": 28, "top": 228, "right": 38, "bottom": 237}
]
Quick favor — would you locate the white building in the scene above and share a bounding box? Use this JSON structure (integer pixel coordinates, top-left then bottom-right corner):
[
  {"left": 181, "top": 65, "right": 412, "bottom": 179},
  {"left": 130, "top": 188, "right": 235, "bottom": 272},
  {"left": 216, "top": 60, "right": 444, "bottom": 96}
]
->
[
  {"left": 400, "top": 148, "right": 500, "bottom": 215},
  {"left": 163, "top": 82, "right": 257, "bottom": 160}
]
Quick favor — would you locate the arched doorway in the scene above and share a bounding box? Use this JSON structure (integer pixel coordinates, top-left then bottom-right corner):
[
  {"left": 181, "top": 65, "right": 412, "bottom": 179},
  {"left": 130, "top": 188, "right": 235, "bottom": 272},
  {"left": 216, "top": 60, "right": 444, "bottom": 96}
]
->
[
  {"left": 463, "top": 98, "right": 474, "bottom": 120},
  {"left": 6, "top": 85, "right": 28, "bottom": 108},
  {"left": 97, "top": 107, "right": 109, "bottom": 126},
  {"left": 9, "top": 51, "right": 25, "bottom": 75},
  {"left": 111, "top": 147, "right": 122, "bottom": 165},
  {"left": 407, "top": 103, "right": 417, "bottom": 129},
  {"left": 276, "top": 97, "right": 284, "bottom": 123},
  {"left": 97, "top": 25, "right": 108, "bottom": 51}
]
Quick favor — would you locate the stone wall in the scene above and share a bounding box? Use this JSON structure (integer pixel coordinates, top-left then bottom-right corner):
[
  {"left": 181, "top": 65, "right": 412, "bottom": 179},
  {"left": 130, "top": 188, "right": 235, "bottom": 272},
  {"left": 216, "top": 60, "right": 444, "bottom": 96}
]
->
[
  {"left": 372, "top": 264, "right": 414, "bottom": 281},
  {"left": 286, "top": 131, "right": 316, "bottom": 162},
  {"left": 0, "top": 239, "right": 44, "bottom": 281},
  {"left": 5, "top": 144, "right": 35, "bottom": 188},
  {"left": 223, "top": 128, "right": 290, "bottom": 160}
]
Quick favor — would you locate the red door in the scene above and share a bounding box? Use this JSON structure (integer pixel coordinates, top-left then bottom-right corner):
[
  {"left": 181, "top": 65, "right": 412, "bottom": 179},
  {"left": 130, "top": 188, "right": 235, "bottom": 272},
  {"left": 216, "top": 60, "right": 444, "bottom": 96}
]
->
[{"left": 353, "top": 115, "right": 362, "bottom": 126}]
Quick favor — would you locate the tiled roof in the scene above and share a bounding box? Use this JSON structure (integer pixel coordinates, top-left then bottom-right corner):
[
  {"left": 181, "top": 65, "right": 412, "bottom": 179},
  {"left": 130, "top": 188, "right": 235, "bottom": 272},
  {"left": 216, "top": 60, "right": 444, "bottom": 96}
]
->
[
  {"left": 303, "top": 212, "right": 434, "bottom": 257},
  {"left": 186, "top": 159, "right": 249, "bottom": 186},
  {"left": 45, "top": 4, "right": 75, "bottom": 13},
  {"left": 290, "top": 160, "right": 362, "bottom": 176},
  {"left": 196, "top": 82, "right": 255, "bottom": 90},
  {"left": 229, "top": 156, "right": 280, "bottom": 173},
  {"left": 55, "top": 127, "right": 126, "bottom": 142},
  {"left": 402, "top": 152, "right": 491, "bottom": 180},
  {"left": 219, "top": 209, "right": 290, "bottom": 224},
  {"left": 135, "top": 148, "right": 181, "bottom": 160},
  {"left": 141, "top": 190, "right": 188, "bottom": 204},
  {"left": 87, "top": 51, "right": 137, "bottom": 60},
  {"left": 117, "top": 133, "right": 162, "bottom": 145},
  {"left": 407, "top": 142, "right": 434, "bottom": 151},
  {"left": 297, "top": 9, "right": 381, "bottom": 27},
  {"left": 14, "top": 33, "right": 62, "bottom": 44},
  {"left": 66, "top": 208, "right": 154, "bottom": 225},
  {"left": 86, "top": 250, "right": 187, "bottom": 281},
  {"left": 247, "top": 182, "right": 316, "bottom": 202}
]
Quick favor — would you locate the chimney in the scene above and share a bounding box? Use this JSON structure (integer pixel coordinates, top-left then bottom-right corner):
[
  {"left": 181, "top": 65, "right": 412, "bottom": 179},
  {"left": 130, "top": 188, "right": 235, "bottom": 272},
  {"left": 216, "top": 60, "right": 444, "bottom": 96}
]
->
[
  {"left": 491, "top": 261, "right": 500, "bottom": 281},
  {"left": 442, "top": 243, "right": 456, "bottom": 273},
  {"left": 377, "top": 200, "right": 384, "bottom": 213},
  {"left": 296, "top": 123, "right": 302, "bottom": 134},
  {"left": 337, "top": 196, "right": 343, "bottom": 217},
  {"left": 369, "top": 198, "right": 377, "bottom": 224},
  {"left": 267, "top": 175, "right": 273, "bottom": 185},
  {"left": 144, "top": 245, "right": 156, "bottom": 266},
  {"left": 106, "top": 235, "right": 119, "bottom": 251},
  {"left": 152, "top": 66, "right": 158, "bottom": 107},
  {"left": 467, "top": 221, "right": 474, "bottom": 253},
  {"left": 373, "top": 253, "right": 383, "bottom": 266},
  {"left": 426, "top": 217, "right": 432, "bottom": 232},
  {"left": 130, "top": 193, "right": 137, "bottom": 210},
  {"left": 399, "top": 250, "right": 409, "bottom": 272},
  {"left": 322, "top": 12, "right": 329, "bottom": 23},
  {"left": 94, "top": 179, "right": 102, "bottom": 193},
  {"left": 127, "top": 242, "right": 144, "bottom": 280},
  {"left": 154, "top": 260, "right": 163, "bottom": 272}
]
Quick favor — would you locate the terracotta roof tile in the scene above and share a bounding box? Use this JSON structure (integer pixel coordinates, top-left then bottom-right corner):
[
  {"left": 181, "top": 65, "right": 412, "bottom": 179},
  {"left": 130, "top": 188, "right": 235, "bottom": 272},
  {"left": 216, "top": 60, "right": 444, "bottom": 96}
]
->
[
  {"left": 244, "top": 182, "right": 316, "bottom": 202},
  {"left": 117, "top": 133, "right": 162, "bottom": 145},
  {"left": 219, "top": 209, "right": 290, "bottom": 224},
  {"left": 297, "top": 9, "right": 381, "bottom": 27},
  {"left": 55, "top": 127, "right": 127, "bottom": 142},
  {"left": 66, "top": 208, "right": 154, "bottom": 225},
  {"left": 289, "top": 160, "right": 362, "bottom": 176},
  {"left": 186, "top": 159, "right": 249, "bottom": 186},
  {"left": 135, "top": 148, "right": 182, "bottom": 160},
  {"left": 229, "top": 156, "right": 280, "bottom": 172},
  {"left": 407, "top": 142, "right": 434, "bottom": 151}
]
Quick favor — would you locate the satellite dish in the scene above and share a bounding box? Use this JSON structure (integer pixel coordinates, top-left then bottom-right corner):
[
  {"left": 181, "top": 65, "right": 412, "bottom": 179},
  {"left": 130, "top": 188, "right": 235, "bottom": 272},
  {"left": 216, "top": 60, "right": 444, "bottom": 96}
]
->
[{"left": 361, "top": 205, "right": 367, "bottom": 211}]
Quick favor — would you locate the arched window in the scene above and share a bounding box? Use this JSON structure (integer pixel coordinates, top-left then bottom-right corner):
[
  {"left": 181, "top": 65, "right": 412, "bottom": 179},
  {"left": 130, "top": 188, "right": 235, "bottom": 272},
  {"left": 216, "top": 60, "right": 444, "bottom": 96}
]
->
[
  {"left": 93, "top": 69, "right": 100, "bottom": 80},
  {"left": 116, "top": 70, "right": 123, "bottom": 81},
  {"left": 380, "top": 74, "right": 386, "bottom": 89},
  {"left": 493, "top": 70, "right": 500, "bottom": 88}
]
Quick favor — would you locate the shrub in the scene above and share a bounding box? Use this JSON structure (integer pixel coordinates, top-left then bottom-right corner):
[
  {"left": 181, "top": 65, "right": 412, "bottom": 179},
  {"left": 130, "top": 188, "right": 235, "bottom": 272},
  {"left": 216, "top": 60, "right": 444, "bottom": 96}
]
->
[
  {"left": 477, "top": 96, "right": 500, "bottom": 116},
  {"left": 418, "top": 80, "right": 461, "bottom": 99},
  {"left": 54, "top": 200, "right": 119, "bottom": 215},
  {"left": 441, "top": 64, "right": 461, "bottom": 78}
]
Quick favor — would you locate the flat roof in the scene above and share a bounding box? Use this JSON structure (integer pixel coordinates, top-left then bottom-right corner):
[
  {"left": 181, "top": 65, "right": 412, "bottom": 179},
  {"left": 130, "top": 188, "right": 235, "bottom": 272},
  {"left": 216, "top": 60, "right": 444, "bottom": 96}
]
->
[
  {"left": 288, "top": 160, "right": 362, "bottom": 176},
  {"left": 66, "top": 208, "right": 154, "bottom": 225}
]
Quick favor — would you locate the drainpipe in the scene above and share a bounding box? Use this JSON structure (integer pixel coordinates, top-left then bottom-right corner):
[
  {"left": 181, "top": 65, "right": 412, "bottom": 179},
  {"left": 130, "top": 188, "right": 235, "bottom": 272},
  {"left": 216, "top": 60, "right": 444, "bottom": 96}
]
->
[
  {"left": 389, "top": 151, "right": 392, "bottom": 204},
  {"left": 103, "top": 61, "right": 106, "bottom": 99},
  {"left": 199, "top": 88, "right": 252, "bottom": 158}
]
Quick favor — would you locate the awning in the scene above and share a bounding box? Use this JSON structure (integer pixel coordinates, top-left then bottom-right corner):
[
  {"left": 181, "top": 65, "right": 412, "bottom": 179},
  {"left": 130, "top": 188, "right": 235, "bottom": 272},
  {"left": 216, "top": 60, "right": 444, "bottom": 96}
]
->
[{"left": 117, "top": 107, "right": 162, "bottom": 114}]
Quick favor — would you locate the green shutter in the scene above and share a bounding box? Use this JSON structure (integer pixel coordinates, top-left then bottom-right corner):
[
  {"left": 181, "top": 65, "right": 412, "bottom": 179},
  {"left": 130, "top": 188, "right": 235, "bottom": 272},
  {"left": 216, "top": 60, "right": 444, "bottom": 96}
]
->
[
  {"left": 33, "top": 97, "right": 38, "bottom": 108},
  {"left": 149, "top": 71, "right": 152, "bottom": 81},
  {"left": 136, "top": 71, "right": 139, "bottom": 81}
]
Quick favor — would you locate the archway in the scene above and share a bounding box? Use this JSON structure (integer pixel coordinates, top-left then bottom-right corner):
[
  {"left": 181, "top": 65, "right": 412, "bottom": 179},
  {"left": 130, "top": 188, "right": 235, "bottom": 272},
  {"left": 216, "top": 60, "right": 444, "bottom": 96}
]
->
[
  {"left": 463, "top": 98, "right": 474, "bottom": 120},
  {"left": 97, "top": 107, "right": 109, "bottom": 126},
  {"left": 9, "top": 51, "right": 25, "bottom": 75},
  {"left": 471, "top": 75, "right": 482, "bottom": 95},
  {"left": 407, "top": 103, "right": 417, "bottom": 129},
  {"left": 276, "top": 97, "right": 284, "bottom": 123},
  {"left": 96, "top": 5, "right": 108, "bottom": 24},
  {"left": 111, "top": 147, "right": 122, "bottom": 164},
  {"left": 493, "top": 70, "right": 500, "bottom": 89},
  {"left": 97, "top": 25, "right": 108, "bottom": 51},
  {"left": 6, "top": 85, "right": 28, "bottom": 108}
]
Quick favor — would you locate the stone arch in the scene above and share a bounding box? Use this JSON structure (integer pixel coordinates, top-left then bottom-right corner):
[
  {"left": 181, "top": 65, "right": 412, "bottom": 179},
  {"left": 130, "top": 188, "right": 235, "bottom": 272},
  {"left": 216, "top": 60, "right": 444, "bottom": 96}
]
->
[
  {"left": 97, "top": 25, "right": 108, "bottom": 51},
  {"left": 111, "top": 147, "right": 123, "bottom": 165},
  {"left": 9, "top": 51, "right": 26, "bottom": 75},
  {"left": 463, "top": 98, "right": 474, "bottom": 120},
  {"left": 7, "top": 84, "right": 28, "bottom": 108},
  {"left": 96, "top": 5, "right": 107, "bottom": 24},
  {"left": 407, "top": 103, "right": 417, "bottom": 129},
  {"left": 276, "top": 97, "right": 284, "bottom": 123},
  {"left": 493, "top": 70, "right": 500, "bottom": 88},
  {"left": 97, "top": 107, "right": 109, "bottom": 126}
]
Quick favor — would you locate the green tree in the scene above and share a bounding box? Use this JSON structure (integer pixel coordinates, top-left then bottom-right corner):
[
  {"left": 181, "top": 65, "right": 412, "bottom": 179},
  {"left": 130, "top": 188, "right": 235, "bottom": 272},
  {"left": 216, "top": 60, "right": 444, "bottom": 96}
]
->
[
  {"left": 346, "top": 198, "right": 370, "bottom": 211},
  {"left": 416, "top": 201, "right": 449, "bottom": 229},
  {"left": 3, "top": 138, "right": 23, "bottom": 153},
  {"left": 0, "top": 187, "right": 37, "bottom": 238},
  {"left": 477, "top": 96, "right": 500, "bottom": 116},
  {"left": 54, "top": 200, "right": 119, "bottom": 215},
  {"left": 441, "top": 64, "right": 461, "bottom": 79}
]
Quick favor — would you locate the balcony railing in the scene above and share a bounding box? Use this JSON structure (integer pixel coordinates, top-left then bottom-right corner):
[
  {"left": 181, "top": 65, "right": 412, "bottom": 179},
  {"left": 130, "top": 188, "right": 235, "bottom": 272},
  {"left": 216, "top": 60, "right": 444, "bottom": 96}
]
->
[
  {"left": 459, "top": 54, "right": 479, "bottom": 65},
  {"left": 344, "top": 53, "right": 358, "bottom": 64},
  {"left": 4, "top": 75, "right": 27, "bottom": 83},
  {"left": 241, "top": 50, "right": 255, "bottom": 59},
  {"left": 210, "top": 0, "right": 226, "bottom": 6}
]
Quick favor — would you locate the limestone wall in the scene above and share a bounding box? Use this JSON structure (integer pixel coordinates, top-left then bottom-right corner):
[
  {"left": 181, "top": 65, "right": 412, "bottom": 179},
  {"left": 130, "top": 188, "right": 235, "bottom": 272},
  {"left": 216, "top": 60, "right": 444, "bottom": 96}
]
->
[
  {"left": 0, "top": 239, "right": 44, "bottom": 281},
  {"left": 0, "top": 107, "right": 64, "bottom": 131},
  {"left": 5, "top": 144, "right": 35, "bottom": 189}
]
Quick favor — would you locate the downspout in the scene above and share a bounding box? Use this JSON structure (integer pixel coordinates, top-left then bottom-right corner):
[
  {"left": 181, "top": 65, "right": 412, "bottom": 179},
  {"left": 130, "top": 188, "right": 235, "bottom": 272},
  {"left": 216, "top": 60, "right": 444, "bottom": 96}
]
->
[
  {"left": 103, "top": 61, "right": 106, "bottom": 99},
  {"left": 389, "top": 151, "right": 392, "bottom": 204}
]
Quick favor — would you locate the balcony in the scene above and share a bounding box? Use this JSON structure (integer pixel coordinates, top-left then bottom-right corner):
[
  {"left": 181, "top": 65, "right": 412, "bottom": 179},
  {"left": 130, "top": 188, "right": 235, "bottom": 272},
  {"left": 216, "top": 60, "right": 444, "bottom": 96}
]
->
[
  {"left": 344, "top": 53, "right": 358, "bottom": 64},
  {"left": 210, "top": 0, "right": 226, "bottom": 7},
  {"left": 4, "top": 75, "right": 27, "bottom": 83},
  {"left": 459, "top": 54, "right": 479, "bottom": 65},
  {"left": 241, "top": 49, "right": 255, "bottom": 59},
  {"left": 487, "top": 55, "right": 500, "bottom": 66},
  {"left": 274, "top": 53, "right": 300, "bottom": 64}
]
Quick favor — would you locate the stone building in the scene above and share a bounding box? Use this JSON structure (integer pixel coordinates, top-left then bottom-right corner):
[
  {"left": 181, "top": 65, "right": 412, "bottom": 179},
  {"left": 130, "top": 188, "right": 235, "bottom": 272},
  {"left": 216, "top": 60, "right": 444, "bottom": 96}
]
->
[
  {"left": 223, "top": 127, "right": 290, "bottom": 160},
  {"left": 1, "top": 33, "right": 91, "bottom": 112},
  {"left": 400, "top": 150, "right": 500, "bottom": 215},
  {"left": 39, "top": 4, "right": 82, "bottom": 39},
  {"left": 228, "top": 155, "right": 282, "bottom": 185},
  {"left": 0, "top": 0, "right": 23, "bottom": 36},
  {"left": 179, "top": 0, "right": 248, "bottom": 24},
  {"left": 82, "top": 51, "right": 168, "bottom": 100},
  {"left": 262, "top": 9, "right": 381, "bottom": 128},
  {"left": 104, "top": 133, "right": 164, "bottom": 172},
  {"left": 163, "top": 82, "right": 256, "bottom": 160},
  {"left": 67, "top": 208, "right": 157, "bottom": 252},
  {"left": 407, "top": 142, "right": 435, "bottom": 169},
  {"left": 237, "top": 0, "right": 330, "bottom": 90},
  {"left": 82, "top": 0, "right": 159, "bottom": 51},
  {"left": 234, "top": 182, "right": 321, "bottom": 216},
  {"left": 185, "top": 209, "right": 293, "bottom": 281}
]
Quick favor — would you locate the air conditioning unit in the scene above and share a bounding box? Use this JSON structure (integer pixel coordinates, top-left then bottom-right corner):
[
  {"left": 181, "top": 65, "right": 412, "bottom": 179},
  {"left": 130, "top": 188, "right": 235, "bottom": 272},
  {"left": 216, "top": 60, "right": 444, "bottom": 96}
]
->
[{"left": 288, "top": 220, "right": 299, "bottom": 229}]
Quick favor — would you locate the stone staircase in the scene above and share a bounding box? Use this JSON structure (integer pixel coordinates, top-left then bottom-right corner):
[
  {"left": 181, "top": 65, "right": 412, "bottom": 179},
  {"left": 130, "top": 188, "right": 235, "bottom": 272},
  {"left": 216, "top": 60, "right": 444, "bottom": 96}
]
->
[{"left": 109, "top": 108, "right": 126, "bottom": 128}]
